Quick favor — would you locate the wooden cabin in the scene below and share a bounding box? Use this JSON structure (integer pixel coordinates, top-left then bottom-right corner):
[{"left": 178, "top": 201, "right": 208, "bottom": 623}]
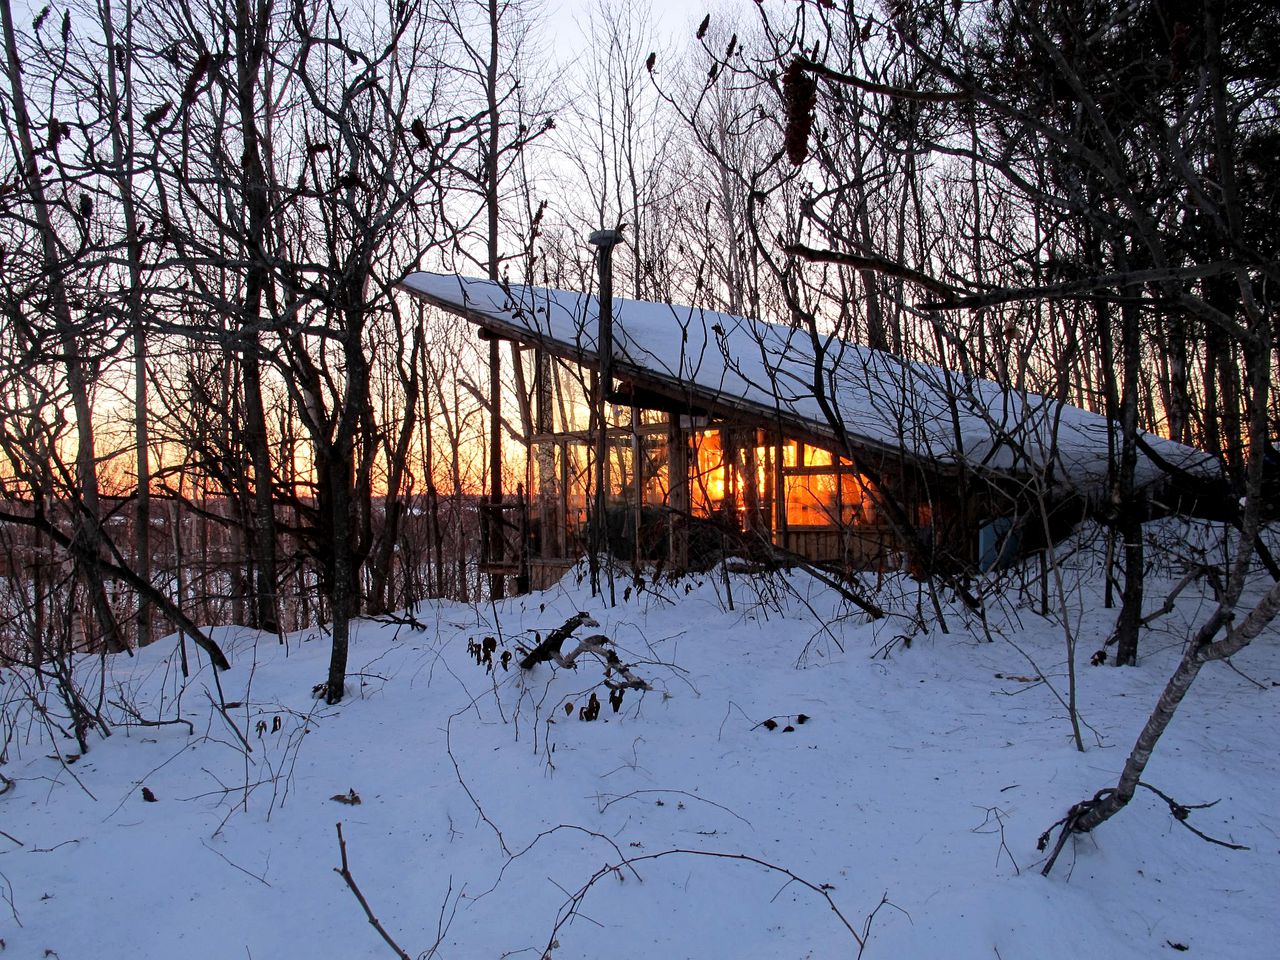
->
[{"left": 399, "top": 273, "right": 1214, "bottom": 591}]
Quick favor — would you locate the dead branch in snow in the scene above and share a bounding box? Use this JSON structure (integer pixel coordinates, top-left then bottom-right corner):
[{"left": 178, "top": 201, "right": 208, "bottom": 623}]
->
[
  {"left": 971, "top": 806, "right": 1020, "bottom": 876},
  {"left": 333, "top": 823, "right": 413, "bottom": 960},
  {"left": 473, "top": 823, "right": 641, "bottom": 902},
  {"left": 555, "top": 635, "right": 652, "bottom": 691},
  {"left": 594, "top": 789, "right": 753, "bottom": 827},
  {"left": 519, "top": 612, "right": 599, "bottom": 669},
  {"left": 1135, "top": 782, "right": 1251, "bottom": 851},
  {"left": 1138, "top": 566, "right": 1209, "bottom": 628},
  {"left": 201, "top": 839, "right": 272, "bottom": 888},
  {"left": 543, "top": 847, "right": 903, "bottom": 959},
  {"left": 0, "top": 865, "right": 18, "bottom": 928},
  {"left": 446, "top": 712, "right": 511, "bottom": 856},
  {"left": 109, "top": 698, "right": 195, "bottom": 736}
]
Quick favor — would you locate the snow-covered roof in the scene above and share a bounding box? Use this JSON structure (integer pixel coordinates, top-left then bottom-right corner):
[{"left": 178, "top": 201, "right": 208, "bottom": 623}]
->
[{"left": 399, "top": 271, "right": 1215, "bottom": 494}]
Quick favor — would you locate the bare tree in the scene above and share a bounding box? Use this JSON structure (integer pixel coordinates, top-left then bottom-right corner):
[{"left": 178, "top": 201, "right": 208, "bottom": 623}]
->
[
  {"left": 705, "top": 0, "right": 1277, "bottom": 858},
  {"left": 0, "top": 0, "right": 126, "bottom": 654}
]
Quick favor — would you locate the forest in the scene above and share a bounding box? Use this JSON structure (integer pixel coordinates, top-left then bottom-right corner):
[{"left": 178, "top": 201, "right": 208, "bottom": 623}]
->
[{"left": 0, "top": 1, "right": 1278, "bottom": 953}]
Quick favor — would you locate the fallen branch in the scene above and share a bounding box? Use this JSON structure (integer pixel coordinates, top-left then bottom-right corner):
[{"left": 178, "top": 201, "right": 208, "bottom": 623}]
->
[
  {"left": 368, "top": 611, "right": 428, "bottom": 632},
  {"left": 556, "top": 635, "right": 652, "bottom": 691},
  {"left": 110, "top": 699, "right": 195, "bottom": 735},
  {"left": 334, "top": 822, "right": 413, "bottom": 960},
  {"left": 1138, "top": 567, "right": 1203, "bottom": 627},
  {"left": 971, "top": 805, "right": 1019, "bottom": 875},
  {"left": 520, "top": 612, "right": 599, "bottom": 669}
]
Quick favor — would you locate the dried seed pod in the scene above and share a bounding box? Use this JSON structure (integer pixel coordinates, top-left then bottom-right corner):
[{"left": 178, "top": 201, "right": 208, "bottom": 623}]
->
[{"left": 782, "top": 58, "right": 817, "bottom": 166}]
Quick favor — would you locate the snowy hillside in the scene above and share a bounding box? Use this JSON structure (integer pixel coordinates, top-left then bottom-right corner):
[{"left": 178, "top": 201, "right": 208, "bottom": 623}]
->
[{"left": 3, "top": 530, "right": 1278, "bottom": 959}]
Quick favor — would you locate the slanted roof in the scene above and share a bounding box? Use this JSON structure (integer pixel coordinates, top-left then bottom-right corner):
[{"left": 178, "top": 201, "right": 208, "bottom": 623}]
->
[{"left": 399, "top": 271, "right": 1215, "bottom": 494}]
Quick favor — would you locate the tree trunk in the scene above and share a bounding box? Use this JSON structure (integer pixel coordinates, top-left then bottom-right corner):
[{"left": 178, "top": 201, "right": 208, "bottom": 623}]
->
[
  {"left": 102, "top": 0, "right": 154, "bottom": 647},
  {"left": 234, "top": 0, "right": 280, "bottom": 634}
]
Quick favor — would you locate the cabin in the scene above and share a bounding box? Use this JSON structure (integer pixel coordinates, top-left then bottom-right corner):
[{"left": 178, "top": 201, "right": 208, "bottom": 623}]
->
[{"left": 399, "top": 272, "right": 1214, "bottom": 591}]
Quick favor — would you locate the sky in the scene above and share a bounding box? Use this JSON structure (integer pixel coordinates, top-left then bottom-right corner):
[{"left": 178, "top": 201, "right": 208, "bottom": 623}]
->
[{"left": 542, "top": 0, "right": 703, "bottom": 59}]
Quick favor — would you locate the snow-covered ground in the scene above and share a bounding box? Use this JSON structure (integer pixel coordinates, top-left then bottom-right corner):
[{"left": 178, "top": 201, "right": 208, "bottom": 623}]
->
[{"left": 3, "top": 528, "right": 1278, "bottom": 959}]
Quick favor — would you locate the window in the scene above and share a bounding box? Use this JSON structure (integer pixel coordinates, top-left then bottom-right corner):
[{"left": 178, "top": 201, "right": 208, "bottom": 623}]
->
[{"left": 780, "top": 441, "right": 876, "bottom": 529}]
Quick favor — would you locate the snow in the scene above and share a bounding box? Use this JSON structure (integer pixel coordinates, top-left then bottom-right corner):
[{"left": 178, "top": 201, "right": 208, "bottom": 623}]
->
[
  {"left": 3, "top": 528, "right": 1279, "bottom": 958},
  {"left": 400, "top": 272, "right": 1216, "bottom": 494}
]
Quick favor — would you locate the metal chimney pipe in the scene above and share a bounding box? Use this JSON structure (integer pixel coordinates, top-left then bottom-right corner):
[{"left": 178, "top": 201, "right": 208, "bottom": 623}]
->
[{"left": 587, "top": 229, "right": 624, "bottom": 591}]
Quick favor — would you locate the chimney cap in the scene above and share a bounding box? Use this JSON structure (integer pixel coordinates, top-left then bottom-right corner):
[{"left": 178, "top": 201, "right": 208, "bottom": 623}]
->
[{"left": 587, "top": 228, "right": 625, "bottom": 248}]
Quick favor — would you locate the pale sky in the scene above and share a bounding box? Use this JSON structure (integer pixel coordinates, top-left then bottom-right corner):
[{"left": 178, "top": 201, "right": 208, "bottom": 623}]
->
[{"left": 541, "top": 0, "right": 703, "bottom": 60}]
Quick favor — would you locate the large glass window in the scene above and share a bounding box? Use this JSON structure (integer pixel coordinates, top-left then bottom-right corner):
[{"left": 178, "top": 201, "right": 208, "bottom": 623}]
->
[
  {"left": 783, "top": 471, "right": 872, "bottom": 527},
  {"left": 780, "top": 441, "right": 876, "bottom": 529}
]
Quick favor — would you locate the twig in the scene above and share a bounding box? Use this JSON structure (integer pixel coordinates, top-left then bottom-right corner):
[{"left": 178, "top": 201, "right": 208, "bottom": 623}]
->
[
  {"left": 1000, "top": 633, "right": 1102, "bottom": 747},
  {"left": 595, "top": 789, "right": 753, "bottom": 828},
  {"left": 445, "top": 713, "right": 510, "bottom": 856},
  {"left": 30, "top": 838, "right": 81, "bottom": 853},
  {"left": 546, "top": 848, "right": 900, "bottom": 959},
  {"left": 971, "top": 805, "right": 1019, "bottom": 875},
  {"left": 421, "top": 875, "right": 463, "bottom": 960},
  {"left": 110, "top": 698, "right": 195, "bottom": 735},
  {"left": 204, "top": 690, "right": 253, "bottom": 755},
  {"left": 1220, "top": 657, "right": 1268, "bottom": 690},
  {"left": 473, "top": 823, "right": 642, "bottom": 901},
  {"left": 334, "top": 823, "right": 413, "bottom": 960},
  {"left": 718, "top": 700, "right": 754, "bottom": 741},
  {"left": 1137, "top": 782, "right": 1250, "bottom": 851},
  {"left": 201, "top": 839, "right": 272, "bottom": 887},
  {"left": 1139, "top": 568, "right": 1202, "bottom": 626},
  {"left": 1, "top": 866, "right": 19, "bottom": 927}
]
